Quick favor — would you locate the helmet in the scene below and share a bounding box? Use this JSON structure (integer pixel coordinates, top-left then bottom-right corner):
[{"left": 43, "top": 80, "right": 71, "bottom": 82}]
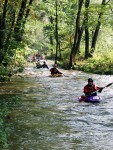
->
[{"left": 88, "top": 78, "right": 93, "bottom": 82}]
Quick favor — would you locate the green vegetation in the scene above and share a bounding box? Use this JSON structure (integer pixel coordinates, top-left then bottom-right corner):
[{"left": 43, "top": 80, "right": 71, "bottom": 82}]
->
[
  {"left": 0, "top": 96, "right": 21, "bottom": 149},
  {"left": 0, "top": 0, "right": 113, "bottom": 77},
  {"left": 0, "top": 0, "right": 113, "bottom": 148},
  {"left": 72, "top": 51, "right": 113, "bottom": 74}
]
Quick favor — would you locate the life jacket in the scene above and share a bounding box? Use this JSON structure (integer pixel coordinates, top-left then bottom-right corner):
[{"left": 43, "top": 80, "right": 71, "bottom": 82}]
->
[
  {"left": 50, "top": 68, "right": 60, "bottom": 74},
  {"left": 84, "top": 84, "right": 97, "bottom": 93}
]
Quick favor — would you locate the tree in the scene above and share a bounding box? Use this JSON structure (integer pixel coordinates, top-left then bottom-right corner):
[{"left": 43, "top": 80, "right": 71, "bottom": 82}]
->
[
  {"left": 55, "top": 0, "right": 58, "bottom": 64},
  {"left": 0, "top": 0, "right": 8, "bottom": 63},
  {"left": 0, "top": 0, "right": 34, "bottom": 64},
  {"left": 14, "top": 0, "right": 28, "bottom": 41},
  {"left": 84, "top": 0, "right": 90, "bottom": 59},
  {"left": 90, "top": 0, "right": 107, "bottom": 54},
  {"left": 69, "top": 0, "right": 84, "bottom": 68}
]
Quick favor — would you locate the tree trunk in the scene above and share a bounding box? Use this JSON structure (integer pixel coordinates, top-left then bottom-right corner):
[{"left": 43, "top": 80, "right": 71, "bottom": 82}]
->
[
  {"left": 90, "top": 0, "right": 106, "bottom": 54},
  {"left": 20, "top": 0, "right": 34, "bottom": 38},
  {"left": 0, "top": 0, "right": 8, "bottom": 63},
  {"left": 4, "top": 11, "right": 15, "bottom": 52},
  {"left": 49, "top": 16, "right": 54, "bottom": 45},
  {"left": 69, "top": 0, "right": 84, "bottom": 68},
  {"left": 84, "top": 0, "right": 90, "bottom": 59},
  {"left": 14, "top": 0, "right": 27, "bottom": 41},
  {"left": 58, "top": 41, "right": 62, "bottom": 60},
  {"left": 49, "top": 16, "right": 54, "bottom": 56},
  {"left": 0, "top": 0, "right": 8, "bottom": 49},
  {"left": 73, "top": 27, "right": 84, "bottom": 60},
  {"left": 55, "top": 0, "right": 59, "bottom": 64}
]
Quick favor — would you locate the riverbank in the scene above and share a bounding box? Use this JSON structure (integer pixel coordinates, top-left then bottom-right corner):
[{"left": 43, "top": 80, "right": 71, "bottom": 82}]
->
[{"left": 69, "top": 52, "right": 113, "bottom": 75}]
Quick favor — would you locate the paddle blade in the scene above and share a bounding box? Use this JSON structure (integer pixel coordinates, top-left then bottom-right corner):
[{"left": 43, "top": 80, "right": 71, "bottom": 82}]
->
[{"left": 105, "top": 82, "right": 113, "bottom": 87}]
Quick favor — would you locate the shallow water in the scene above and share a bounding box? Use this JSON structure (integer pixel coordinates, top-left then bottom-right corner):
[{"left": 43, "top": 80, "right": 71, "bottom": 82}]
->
[{"left": 1, "top": 62, "right": 113, "bottom": 150}]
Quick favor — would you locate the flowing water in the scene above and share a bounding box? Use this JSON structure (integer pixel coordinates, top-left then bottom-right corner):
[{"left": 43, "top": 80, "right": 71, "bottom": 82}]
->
[{"left": 1, "top": 61, "right": 113, "bottom": 150}]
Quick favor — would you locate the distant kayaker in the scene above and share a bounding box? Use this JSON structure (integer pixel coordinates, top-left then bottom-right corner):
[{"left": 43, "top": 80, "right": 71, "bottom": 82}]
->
[
  {"left": 41, "top": 61, "right": 49, "bottom": 69},
  {"left": 84, "top": 78, "right": 103, "bottom": 96},
  {"left": 50, "top": 64, "right": 63, "bottom": 77}
]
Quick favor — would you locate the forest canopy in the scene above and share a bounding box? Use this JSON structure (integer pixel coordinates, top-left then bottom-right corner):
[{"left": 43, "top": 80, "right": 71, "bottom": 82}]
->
[{"left": 0, "top": 0, "right": 113, "bottom": 75}]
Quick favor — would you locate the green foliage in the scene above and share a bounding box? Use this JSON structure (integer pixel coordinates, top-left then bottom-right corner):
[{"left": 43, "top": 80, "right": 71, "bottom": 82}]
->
[
  {"left": 0, "top": 66, "right": 11, "bottom": 81},
  {"left": 13, "top": 48, "right": 27, "bottom": 73},
  {"left": 25, "top": 19, "right": 49, "bottom": 54},
  {"left": 1, "top": 0, "right": 113, "bottom": 74},
  {"left": 0, "top": 96, "right": 21, "bottom": 149},
  {"left": 0, "top": 66, "right": 10, "bottom": 76},
  {"left": 30, "top": 0, "right": 113, "bottom": 75},
  {"left": 0, "top": 47, "right": 27, "bottom": 81},
  {"left": 73, "top": 51, "right": 113, "bottom": 74}
]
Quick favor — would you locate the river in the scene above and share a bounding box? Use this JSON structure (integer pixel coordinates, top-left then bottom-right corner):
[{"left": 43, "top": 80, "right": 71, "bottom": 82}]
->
[{"left": 2, "top": 60, "right": 113, "bottom": 150}]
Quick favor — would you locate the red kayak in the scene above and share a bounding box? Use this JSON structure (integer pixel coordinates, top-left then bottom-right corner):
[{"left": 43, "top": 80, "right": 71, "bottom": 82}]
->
[{"left": 79, "top": 95, "right": 102, "bottom": 103}]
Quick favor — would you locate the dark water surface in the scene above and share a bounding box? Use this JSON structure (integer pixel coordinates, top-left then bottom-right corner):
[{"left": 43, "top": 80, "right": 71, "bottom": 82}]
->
[{"left": 2, "top": 62, "right": 113, "bottom": 150}]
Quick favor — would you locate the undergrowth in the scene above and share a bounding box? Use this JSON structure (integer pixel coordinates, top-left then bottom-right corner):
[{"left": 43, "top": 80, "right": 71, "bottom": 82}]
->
[{"left": 72, "top": 52, "right": 113, "bottom": 74}]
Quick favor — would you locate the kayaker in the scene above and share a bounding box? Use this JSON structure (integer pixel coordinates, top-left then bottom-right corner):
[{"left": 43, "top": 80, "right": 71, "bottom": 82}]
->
[
  {"left": 84, "top": 78, "right": 103, "bottom": 96},
  {"left": 50, "top": 64, "right": 63, "bottom": 76},
  {"left": 79, "top": 78, "right": 103, "bottom": 102},
  {"left": 41, "top": 61, "right": 49, "bottom": 69}
]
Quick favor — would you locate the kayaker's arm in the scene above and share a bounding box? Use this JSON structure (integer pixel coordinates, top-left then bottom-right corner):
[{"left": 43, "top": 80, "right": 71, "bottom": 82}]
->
[{"left": 98, "top": 87, "right": 104, "bottom": 93}]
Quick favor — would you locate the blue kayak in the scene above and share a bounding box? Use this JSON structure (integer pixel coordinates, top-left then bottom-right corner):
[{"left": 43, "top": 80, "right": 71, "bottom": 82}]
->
[{"left": 79, "top": 95, "right": 102, "bottom": 103}]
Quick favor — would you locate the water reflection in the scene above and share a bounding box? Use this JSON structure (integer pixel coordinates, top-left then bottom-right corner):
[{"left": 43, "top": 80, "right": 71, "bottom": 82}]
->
[{"left": 1, "top": 63, "right": 113, "bottom": 150}]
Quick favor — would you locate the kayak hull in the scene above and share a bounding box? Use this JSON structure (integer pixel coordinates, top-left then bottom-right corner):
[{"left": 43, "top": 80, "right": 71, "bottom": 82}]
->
[{"left": 79, "top": 95, "right": 102, "bottom": 103}]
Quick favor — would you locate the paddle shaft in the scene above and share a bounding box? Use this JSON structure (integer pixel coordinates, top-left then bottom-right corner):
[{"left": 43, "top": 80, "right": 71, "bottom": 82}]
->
[
  {"left": 103, "top": 82, "right": 113, "bottom": 88},
  {"left": 62, "top": 73, "right": 69, "bottom": 77}
]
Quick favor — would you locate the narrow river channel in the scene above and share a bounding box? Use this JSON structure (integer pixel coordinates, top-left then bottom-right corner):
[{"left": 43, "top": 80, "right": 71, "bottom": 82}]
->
[{"left": 2, "top": 61, "right": 113, "bottom": 150}]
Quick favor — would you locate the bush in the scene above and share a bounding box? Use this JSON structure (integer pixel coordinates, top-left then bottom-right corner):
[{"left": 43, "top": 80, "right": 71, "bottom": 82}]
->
[
  {"left": 0, "top": 66, "right": 12, "bottom": 81},
  {"left": 73, "top": 52, "right": 113, "bottom": 74}
]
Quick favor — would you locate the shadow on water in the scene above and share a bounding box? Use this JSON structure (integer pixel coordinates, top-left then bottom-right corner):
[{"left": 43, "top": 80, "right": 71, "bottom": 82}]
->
[{"left": 1, "top": 62, "right": 113, "bottom": 150}]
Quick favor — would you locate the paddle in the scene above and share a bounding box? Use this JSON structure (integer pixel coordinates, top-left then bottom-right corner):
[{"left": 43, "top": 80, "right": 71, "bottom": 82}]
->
[
  {"left": 62, "top": 73, "right": 69, "bottom": 77},
  {"left": 101, "top": 82, "right": 113, "bottom": 92},
  {"left": 103, "top": 82, "right": 113, "bottom": 88}
]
